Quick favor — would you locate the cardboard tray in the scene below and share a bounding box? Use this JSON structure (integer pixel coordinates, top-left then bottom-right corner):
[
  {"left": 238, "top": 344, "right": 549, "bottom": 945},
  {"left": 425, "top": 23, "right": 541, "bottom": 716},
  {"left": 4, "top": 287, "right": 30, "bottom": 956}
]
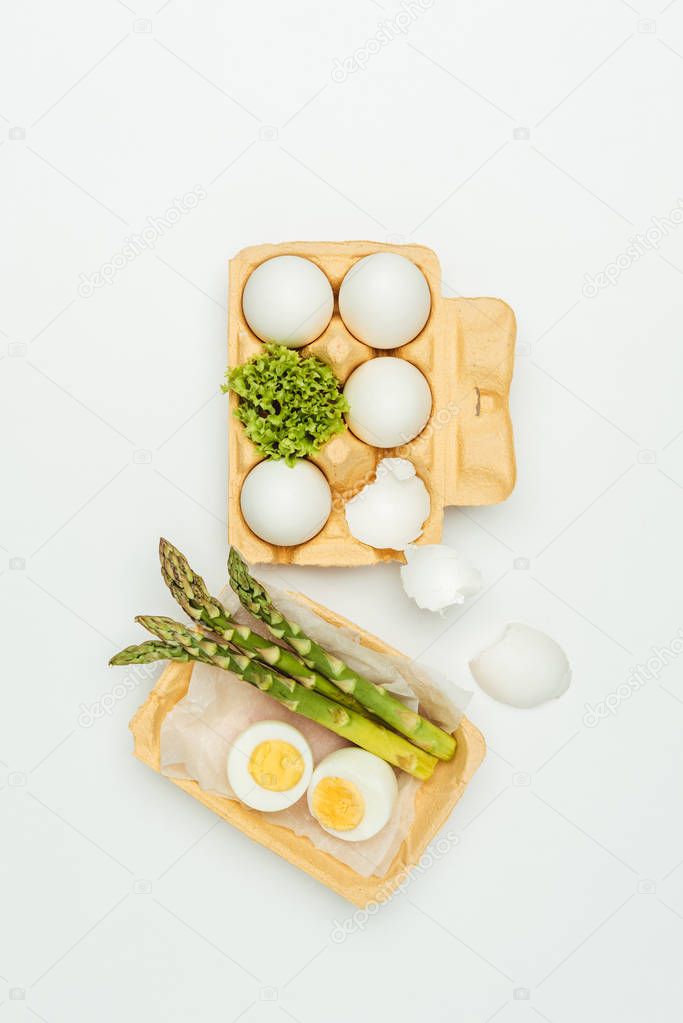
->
[
  {"left": 129, "top": 593, "right": 486, "bottom": 908},
  {"left": 227, "top": 240, "right": 516, "bottom": 566}
]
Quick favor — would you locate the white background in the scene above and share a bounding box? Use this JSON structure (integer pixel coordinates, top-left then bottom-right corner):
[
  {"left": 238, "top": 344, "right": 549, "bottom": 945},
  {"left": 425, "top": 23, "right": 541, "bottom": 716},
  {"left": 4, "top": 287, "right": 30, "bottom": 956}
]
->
[{"left": 2, "top": 1, "right": 683, "bottom": 1020}]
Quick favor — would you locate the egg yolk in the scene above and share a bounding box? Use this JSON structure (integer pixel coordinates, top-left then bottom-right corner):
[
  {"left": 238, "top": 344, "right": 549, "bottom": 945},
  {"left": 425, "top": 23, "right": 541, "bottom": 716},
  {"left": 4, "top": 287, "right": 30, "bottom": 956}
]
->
[
  {"left": 247, "top": 740, "right": 304, "bottom": 792},
  {"left": 311, "top": 776, "right": 365, "bottom": 831}
]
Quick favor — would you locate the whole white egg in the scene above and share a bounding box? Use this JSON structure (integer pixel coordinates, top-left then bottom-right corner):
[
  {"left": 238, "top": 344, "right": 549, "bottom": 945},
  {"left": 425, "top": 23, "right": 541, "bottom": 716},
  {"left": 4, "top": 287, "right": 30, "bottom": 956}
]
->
[
  {"left": 242, "top": 255, "right": 334, "bottom": 348},
  {"left": 343, "top": 357, "right": 432, "bottom": 447},
  {"left": 339, "top": 252, "right": 431, "bottom": 349},
  {"left": 227, "top": 720, "right": 313, "bottom": 811},
  {"left": 307, "top": 747, "right": 398, "bottom": 842},
  {"left": 240, "top": 459, "right": 332, "bottom": 546}
]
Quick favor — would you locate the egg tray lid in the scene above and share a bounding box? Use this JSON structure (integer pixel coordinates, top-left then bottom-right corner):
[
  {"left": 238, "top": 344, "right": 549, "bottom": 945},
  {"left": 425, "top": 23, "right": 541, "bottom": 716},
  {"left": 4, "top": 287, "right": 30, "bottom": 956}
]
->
[{"left": 227, "top": 240, "right": 516, "bottom": 567}]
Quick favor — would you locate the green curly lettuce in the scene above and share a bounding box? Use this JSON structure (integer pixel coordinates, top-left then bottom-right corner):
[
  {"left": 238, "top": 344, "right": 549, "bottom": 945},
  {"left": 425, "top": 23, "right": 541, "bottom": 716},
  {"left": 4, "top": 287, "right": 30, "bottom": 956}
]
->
[{"left": 223, "top": 344, "right": 349, "bottom": 466}]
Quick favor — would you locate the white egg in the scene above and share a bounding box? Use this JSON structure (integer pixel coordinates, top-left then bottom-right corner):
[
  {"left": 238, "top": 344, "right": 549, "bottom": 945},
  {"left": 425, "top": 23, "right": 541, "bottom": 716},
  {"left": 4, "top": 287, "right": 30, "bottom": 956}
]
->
[
  {"left": 242, "top": 255, "right": 334, "bottom": 348},
  {"left": 345, "top": 458, "right": 430, "bottom": 550},
  {"left": 343, "top": 357, "right": 432, "bottom": 448},
  {"left": 470, "top": 623, "right": 572, "bottom": 709},
  {"left": 227, "top": 720, "right": 313, "bottom": 812},
  {"left": 339, "top": 252, "right": 431, "bottom": 349},
  {"left": 240, "top": 459, "right": 332, "bottom": 546},
  {"left": 307, "top": 747, "right": 398, "bottom": 842}
]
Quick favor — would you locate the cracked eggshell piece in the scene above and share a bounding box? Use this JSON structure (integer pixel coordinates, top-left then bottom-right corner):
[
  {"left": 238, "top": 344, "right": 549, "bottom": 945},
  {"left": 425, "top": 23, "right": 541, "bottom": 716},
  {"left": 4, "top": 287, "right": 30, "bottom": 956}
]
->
[
  {"left": 469, "top": 623, "right": 571, "bottom": 709},
  {"left": 400, "top": 544, "right": 482, "bottom": 614},
  {"left": 344, "top": 458, "right": 430, "bottom": 550}
]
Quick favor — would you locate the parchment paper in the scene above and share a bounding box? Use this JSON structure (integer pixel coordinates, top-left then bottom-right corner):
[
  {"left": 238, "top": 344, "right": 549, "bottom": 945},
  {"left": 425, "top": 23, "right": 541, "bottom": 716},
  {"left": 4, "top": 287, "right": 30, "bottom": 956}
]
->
[{"left": 160, "top": 579, "right": 471, "bottom": 877}]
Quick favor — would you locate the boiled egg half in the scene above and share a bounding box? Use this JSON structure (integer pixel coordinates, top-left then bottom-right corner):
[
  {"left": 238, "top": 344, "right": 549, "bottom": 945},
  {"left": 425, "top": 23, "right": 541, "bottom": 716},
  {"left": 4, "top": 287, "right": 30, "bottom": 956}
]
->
[
  {"left": 227, "top": 720, "right": 313, "bottom": 811},
  {"left": 307, "top": 747, "right": 398, "bottom": 842}
]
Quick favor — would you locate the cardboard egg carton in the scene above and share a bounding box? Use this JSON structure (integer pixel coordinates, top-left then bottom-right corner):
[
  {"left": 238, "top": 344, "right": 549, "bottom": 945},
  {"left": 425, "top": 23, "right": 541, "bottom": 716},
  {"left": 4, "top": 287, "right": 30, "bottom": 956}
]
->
[
  {"left": 228, "top": 241, "right": 516, "bottom": 566},
  {"left": 129, "top": 591, "right": 486, "bottom": 908}
]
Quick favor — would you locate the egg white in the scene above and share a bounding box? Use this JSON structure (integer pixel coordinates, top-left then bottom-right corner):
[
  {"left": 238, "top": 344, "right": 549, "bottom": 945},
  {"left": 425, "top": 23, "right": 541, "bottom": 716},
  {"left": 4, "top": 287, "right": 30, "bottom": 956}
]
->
[
  {"left": 227, "top": 720, "right": 313, "bottom": 812},
  {"left": 307, "top": 747, "right": 398, "bottom": 842}
]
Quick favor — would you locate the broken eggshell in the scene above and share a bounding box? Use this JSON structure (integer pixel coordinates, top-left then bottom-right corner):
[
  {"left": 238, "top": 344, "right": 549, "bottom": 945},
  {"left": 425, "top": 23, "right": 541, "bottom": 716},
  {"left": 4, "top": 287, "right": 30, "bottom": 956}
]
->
[
  {"left": 469, "top": 623, "right": 571, "bottom": 709},
  {"left": 400, "top": 544, "right": 482, "bottom": 614},
  {"left": 344, "top": 458, "right": 430, "bottom": 550}
]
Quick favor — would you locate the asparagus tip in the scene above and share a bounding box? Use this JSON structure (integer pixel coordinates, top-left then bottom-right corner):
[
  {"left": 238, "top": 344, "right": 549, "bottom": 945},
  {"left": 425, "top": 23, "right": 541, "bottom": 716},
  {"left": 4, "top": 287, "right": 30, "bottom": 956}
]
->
[
  {"left": 228, "top": 548, "right": 259, "bottom": 596},
  {"left": 159, "top": 536, "right": 180, "bottom": 567}
]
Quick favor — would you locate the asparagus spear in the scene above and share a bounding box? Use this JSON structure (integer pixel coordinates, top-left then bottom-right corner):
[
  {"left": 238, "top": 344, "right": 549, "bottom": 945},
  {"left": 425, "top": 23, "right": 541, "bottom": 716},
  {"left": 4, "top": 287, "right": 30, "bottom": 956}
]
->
[
  {"left": 158, "top": 538, "right": 365, "bottom": 716},
  {"left": 228, "top": 548, "right": 456, "bottom": 762},
  {"left": 111, "top": 640, "right": 199, "bottom": 666},
  {"left": 130, "top": 615, "right": 437, "bottom": 780}
]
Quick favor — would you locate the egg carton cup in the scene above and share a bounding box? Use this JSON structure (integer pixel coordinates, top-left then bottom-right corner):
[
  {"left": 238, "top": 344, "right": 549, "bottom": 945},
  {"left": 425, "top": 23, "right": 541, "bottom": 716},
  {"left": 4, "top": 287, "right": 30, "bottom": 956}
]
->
[
  {"left": 129, "top": 591, "right": 486, "bottom": 908},
  {"left": 228, "top": 240, "right": 516, "bottom": 566}
]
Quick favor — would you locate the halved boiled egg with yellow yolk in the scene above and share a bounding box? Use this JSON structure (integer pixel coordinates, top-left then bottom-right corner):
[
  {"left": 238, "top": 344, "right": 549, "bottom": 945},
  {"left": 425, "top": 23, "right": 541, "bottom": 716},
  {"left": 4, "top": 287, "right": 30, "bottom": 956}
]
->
[
  {"left": 307, "top": 748, "right": 398, "bottom": 842},
  {"left": 227, "top": 721, "right": 313, "bottom": 812}
]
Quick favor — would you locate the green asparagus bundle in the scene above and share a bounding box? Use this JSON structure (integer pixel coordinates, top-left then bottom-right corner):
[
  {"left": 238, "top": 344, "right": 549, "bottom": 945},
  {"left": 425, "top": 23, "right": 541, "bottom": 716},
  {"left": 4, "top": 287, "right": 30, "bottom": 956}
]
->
[
  {"left": 228, "top": 548, "right": 456, "bottom": 762},
  {"left": 122, "top": 615, "right": 437, "bottom": 780},
  {"left": 158, "top": 538, "right": 365, "bottom": 716}
]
